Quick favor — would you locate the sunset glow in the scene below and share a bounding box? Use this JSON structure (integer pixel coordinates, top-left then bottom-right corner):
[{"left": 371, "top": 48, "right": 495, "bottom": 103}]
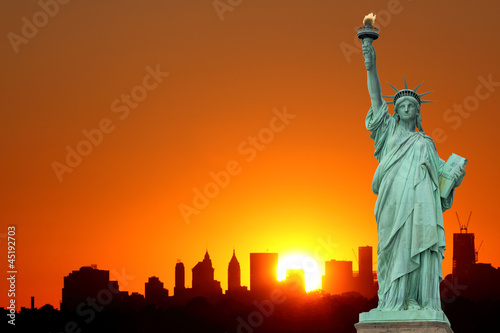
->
[{"left": 277, "top": 254, "right": 322, "bottom": 292}]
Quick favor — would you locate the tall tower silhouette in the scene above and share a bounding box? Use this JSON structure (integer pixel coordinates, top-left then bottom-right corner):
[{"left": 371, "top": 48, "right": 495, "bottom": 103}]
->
[
  {"left": 228, "top": 249, "right": 241, "bottom": 291},
  {"left": 358, "top": 246, "right": 373, "bottom": 284},
  {"left": 453, "top": 231, "right": 476, "bottom": 280},
  {"left": 193, "top": 251, "right": 214, "bottom": 290},
  {"left": 192, "top": 250, "right": 222, "bottom": 297},
  {"left": 357, "top": 246, "right": 376, "bottom": 297},
  {"left": 250, "top": 252, "right": 279, "bottom": 296},
  {"left": 174, "top": 261, "right": 185, "bottom": 296},
  {"left": 453, "top": 212, "right": 476, "bottom": 281}
]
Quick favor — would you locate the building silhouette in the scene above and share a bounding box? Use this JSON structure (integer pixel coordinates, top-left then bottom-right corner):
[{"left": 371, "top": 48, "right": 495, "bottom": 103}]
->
[
  {"left": 123, "top": 292, "right": 146, "bottom": 311},
  {"left": 250, "top": 252, "right": 279, "bottom": 297},
  {"left": 452, "top": 230, "right": 476, "bottom": 281},
  {"left": 145, "top": 276, "right": 169, "bottom": 308},
  {"left": 322, "top": 260, "right": 354, "bottom": 295},
  {"left": 174, "top": 261, "right": 185, "bottom": 296},
  {"left": 441, "top": 225, "right": 500, "bottom": 301},
  {"left": 226, "top": 249, "right": 249, "bottom": 297},
  {"left": 358, "top": 246, "right": 373, "bottom": 283},
  {"left": 61, "top": 265, "right": 120, "bottom": 312},
  {"left": 228, "top": 249, "right": 241, "bottom": 291},
  {"left": 356, "top": 246, "right": 377, "bottom": 298},
  {"left": 321, "top": 247, "right": 377, "bottom": 297},
  {"left": 191, "top": 250, "right": 222, "bottom": 297}
]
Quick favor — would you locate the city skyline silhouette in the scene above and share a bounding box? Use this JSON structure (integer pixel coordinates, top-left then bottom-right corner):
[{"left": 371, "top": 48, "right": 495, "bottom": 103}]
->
[
  {"left": 5, "top": 231, "right": 499, "bottom": 314},
  {"left": 3, "top": 236, "right": 499, "bottom": 333},
  {"left": 58, "top": 246, "right": 375, "bottom": 312}
]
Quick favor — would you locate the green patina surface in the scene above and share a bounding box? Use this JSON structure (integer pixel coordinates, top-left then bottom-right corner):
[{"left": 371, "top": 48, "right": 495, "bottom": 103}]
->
[{"left": 358, "top": 36, "right": 465, "bottom": 325}]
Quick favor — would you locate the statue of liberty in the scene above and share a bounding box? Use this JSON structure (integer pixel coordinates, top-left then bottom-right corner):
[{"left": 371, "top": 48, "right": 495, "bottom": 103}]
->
[{"left": 360, "top": 15, "right": 466, "bottom": 317}]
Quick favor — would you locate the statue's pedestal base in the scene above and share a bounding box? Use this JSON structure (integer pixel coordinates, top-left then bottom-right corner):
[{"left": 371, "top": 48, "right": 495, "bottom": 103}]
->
[
  {"left": 355, "top": 310, "right": 453, "bottom": 333},
  {"left": 355, "top": 321, "right": 453, "bottom": 333}
]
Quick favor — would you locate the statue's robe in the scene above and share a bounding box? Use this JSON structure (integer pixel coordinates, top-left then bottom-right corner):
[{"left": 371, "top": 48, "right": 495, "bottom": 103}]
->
[{"left": 366, "top": 101, "right": 454, "bottom": 310}]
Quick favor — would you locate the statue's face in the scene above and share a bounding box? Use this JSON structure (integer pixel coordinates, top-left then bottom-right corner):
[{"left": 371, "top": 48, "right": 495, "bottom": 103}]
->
[{"left": 396, "top": 97, "right": 419, "bottom": 121}]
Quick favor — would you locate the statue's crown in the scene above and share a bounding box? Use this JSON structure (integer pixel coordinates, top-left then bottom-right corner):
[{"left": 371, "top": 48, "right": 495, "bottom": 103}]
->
[{"left": 383, "top": 77, "right": 435, "bottom": 106}]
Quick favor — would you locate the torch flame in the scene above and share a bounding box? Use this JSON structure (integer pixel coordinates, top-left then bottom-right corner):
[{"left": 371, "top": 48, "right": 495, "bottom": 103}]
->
[{"left": 363, "top": 13, "right": 376, "bottom": 26}]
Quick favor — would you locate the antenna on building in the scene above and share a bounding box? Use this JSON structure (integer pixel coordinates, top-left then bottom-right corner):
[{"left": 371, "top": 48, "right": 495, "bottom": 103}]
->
[{"left": 352, "top": 249, "right": 358, "bottom": 266}]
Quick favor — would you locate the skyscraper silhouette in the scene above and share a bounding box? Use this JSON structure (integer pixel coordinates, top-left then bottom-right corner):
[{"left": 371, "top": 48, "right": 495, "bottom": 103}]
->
[
  {"left": 453, "top": 231, "right": 476, "bottom": 281},
  {"left": 145, "top": 276, "right": 169, "bottom": 307},
  {"left": 174, "top": 261, "right": 185, "bottom": 296},
  {"left": 357, "top": 246, "right": 376, "bottom": 297},
  {"left": 192, "top": 250, "right": 222, "bottom": 297},
  {"left": 441, "top": 225, "right": 500, "bottom": 301},
  {"left": 228, "top": 249, "right": 241, "bottom": 291},
  {"left": 250, "top": 252, "right": 279, "bottom": 297},
  {"left": 61, "top": 265, "right": 119, "bottom": 312},
  {"left": 358, "top": 246, "right": 373, "bottom": 283}
]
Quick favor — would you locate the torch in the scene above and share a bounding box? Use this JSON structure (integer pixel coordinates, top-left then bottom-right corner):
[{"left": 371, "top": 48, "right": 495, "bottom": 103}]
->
[{"left": 357, "top": 13, "right": 379, "bottom": 70}]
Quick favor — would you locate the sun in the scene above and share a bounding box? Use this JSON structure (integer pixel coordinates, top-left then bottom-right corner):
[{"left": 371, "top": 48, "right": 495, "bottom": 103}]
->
[{"left": 277, "top": 253, "right": 322, "bottom": 292}]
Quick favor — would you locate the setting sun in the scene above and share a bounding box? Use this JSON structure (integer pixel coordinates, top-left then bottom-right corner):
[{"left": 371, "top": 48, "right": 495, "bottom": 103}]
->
[{"left": 277, "top": 253, "right": 322, "bottom": 292}]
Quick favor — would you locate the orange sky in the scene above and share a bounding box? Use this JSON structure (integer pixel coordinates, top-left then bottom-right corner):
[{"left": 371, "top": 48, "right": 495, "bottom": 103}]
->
[{"left": 1, "top": 0, "right": 499, "bottom": 309}]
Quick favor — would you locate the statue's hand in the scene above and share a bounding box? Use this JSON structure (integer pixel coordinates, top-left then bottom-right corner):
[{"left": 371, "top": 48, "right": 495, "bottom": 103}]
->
[
  {"left": 453, "top": 167, "right": 466, "bottom": 188},
  {"left": 362, "top": 42, "right": 376, "bottom": 71}
]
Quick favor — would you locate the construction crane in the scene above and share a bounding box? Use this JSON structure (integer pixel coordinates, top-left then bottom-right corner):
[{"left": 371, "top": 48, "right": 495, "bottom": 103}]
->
[
  {"left": 352, "top": 249, "right": 358, "bottom": 265},
  {"left": 352, "top": 249, "right": 359, "bottom": 277},
  {"left": 456, "top": 211, "right": 472, "bottom": 233},
  {"left": 475, "top": 240, "right": 483, "bottom": 263}
]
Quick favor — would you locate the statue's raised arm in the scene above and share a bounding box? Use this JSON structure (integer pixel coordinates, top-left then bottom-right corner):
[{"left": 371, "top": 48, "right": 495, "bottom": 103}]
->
[{"left": 362, "top": 42, "right": 383, "bottom": 113}]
